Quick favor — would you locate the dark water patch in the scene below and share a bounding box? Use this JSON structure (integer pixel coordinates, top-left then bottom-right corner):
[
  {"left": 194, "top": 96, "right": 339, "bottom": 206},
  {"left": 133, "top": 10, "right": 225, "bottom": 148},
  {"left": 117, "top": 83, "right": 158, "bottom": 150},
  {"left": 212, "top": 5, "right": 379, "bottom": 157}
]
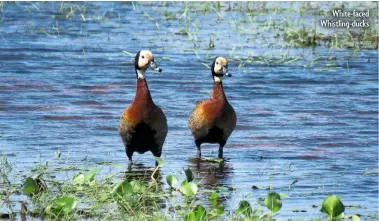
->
[
  {"left": 235, "top": 125, "right": 260, "bottom": 130},
  {"left": 0, "top": 84, "right": 57, "bottom": 92},
  {"left": 271, "top": 79, "right": 347, "bottom": 85},
  {"left": 352, "top": 110, "right": 378, "bottom": 115},
  {"left": 65, "top": 85, "right": 122, "bottom": 91},
  {"left": 95, "top": 126, "right": 117, "bottom": 131},
  {"left": 87, "top": 105, "right": 114, "bottom": 110},
  {"left": 71, "top": 100, "right": 104, "bottom": 105},
  {"left": 1, "top": 105, "right": 66, "bottom": 112},
  {"left": 107, "top": 99, "right": 131, "bottom": 104},
  {"left": 42, "top": 115, "right": 91, "bottom": 120},
  {"left": 358, "top": 130, "right": 378, "bottom": 135},
  {"left": 93, "top": 115, "right": 118, "bottom": 120},
  {"left": 321, "top": 142, "right": 346, "bottom": 147}
]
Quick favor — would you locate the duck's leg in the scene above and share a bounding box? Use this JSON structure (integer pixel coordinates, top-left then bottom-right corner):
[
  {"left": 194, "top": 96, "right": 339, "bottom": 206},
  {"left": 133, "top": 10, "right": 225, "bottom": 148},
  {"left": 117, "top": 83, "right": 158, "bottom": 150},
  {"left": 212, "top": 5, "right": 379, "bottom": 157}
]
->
[
  {"left": 126, "top": 148, "right": 134, "bottom": 165},
  {"left": 218, "top": 142, "right": 226, "bottom": 159},
  {"left": 195, "top": 140, "right": 201, "bottom": 159},
  {"left": 153, "top": 151, "right": 162, "bottom": 167}
]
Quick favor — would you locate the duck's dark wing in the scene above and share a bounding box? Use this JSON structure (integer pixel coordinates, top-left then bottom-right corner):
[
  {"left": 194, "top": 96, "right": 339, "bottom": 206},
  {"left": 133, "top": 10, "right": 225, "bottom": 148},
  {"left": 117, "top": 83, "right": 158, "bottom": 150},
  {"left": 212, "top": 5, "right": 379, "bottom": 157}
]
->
[{"left": 150, "top": 105, "right": 168, "bottom": 152}]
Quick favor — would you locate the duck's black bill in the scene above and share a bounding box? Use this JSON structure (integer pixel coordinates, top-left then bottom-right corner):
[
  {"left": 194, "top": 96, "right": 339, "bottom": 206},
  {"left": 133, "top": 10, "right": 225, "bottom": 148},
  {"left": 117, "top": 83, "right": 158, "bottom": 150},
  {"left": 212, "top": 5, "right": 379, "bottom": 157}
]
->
[
  {"left": 149, "top": 61, "right": 162, "bottom": 72},
  {"left": 222, "top": 66, "right": 231, "bottom": 77}
]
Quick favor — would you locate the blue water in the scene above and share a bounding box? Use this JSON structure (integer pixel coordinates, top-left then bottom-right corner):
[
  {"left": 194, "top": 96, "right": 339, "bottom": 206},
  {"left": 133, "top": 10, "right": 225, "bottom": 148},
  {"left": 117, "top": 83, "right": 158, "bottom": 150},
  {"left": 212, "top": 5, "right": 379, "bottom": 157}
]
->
[{"left": 0, "top": 2, "right": 378, "bottom": 220}]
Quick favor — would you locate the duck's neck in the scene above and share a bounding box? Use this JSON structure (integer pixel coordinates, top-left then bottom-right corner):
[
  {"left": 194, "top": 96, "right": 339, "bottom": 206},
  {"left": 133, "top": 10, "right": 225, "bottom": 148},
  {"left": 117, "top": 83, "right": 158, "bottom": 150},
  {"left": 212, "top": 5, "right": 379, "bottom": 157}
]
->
[
  {"left": 134, "top": 77, "right": 153, "bottom": 104},
  {"left": 211, "top": 81, "right": 227, "bottom": 101}
]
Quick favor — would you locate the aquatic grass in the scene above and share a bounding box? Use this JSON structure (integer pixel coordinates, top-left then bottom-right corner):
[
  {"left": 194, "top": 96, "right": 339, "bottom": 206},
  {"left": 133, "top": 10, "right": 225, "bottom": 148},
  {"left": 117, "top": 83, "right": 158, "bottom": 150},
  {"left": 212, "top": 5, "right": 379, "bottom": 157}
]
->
[{"left": 0, "top": 156, "right": 375, "bottom": 220}]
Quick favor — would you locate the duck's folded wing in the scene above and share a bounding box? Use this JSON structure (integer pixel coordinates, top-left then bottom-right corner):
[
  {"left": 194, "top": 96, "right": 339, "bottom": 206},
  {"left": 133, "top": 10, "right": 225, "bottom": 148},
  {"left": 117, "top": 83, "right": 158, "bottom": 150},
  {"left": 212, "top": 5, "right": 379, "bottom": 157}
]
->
[
  {"left": 150, "top": 106, "right": 168, "bottom": 148},
  {"left": 216, "top": 104, "right": 237, "bottom": 140}
]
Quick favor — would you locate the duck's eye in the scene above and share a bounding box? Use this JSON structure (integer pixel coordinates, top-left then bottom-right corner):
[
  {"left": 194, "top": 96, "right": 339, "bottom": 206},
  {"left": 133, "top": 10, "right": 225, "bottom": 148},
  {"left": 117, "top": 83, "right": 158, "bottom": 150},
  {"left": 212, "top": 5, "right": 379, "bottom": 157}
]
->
[
  {"left": 141, "top": 55, "right": 145, "bottom": 59},
  {"left": 216, "top": 62, "right": 219, "bottom": 65}
]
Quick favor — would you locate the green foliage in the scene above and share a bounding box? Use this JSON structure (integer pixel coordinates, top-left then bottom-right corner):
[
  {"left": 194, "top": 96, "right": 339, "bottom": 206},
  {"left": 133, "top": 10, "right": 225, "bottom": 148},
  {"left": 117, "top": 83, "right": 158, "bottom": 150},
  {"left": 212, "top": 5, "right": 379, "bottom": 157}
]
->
[
  {"left": 23, "top": 177, "right": 39, "bottom": 196},
  {"left": 237, "top": 200, "right": 252, "bottom": 217},
  {"left": 45, "top": 196, "right": 77, "bottom": 216},
  {"left": 264, "top": 192, "right": 282, "bottom": 213},
  {"left": 193, "top": 205, "right": 207, "bottom": 221},
  {"left": 130, "top": 180, "right": 147, "bottom": 193},
  {"left": 72, "top": 173, "right": 85, "bottom": 185},
  {"left": 320, "top": 195, "right": 345, "bottom": 220},
  {"left": 184, "top": 211, "right": 196, "bottom": 221},
  {"left": 85, "top": 168, "right": 97, "bottom": 182},
  {"left": 180, "top": 180, "right": 198, "bottom": 196},
  {"left": 166, "top": 174, "right": 179, "bottom": 188},
  {"left": 23, "top": 176, "right": 46, "bottom": 196},
  {"left": 184, "top": 168, "right": 194, "bottom": 182},
  {"left": 209, "top": 191, "right": 218, "bottom": 206},
  {"left": 351, "top": 215, "right": 361, "bottom": 221},
  {"left": 111, "top": 180, "right": 133, "bottom": 199},
  {"left": 73, "top": 168, "right": 97, "bottom": 185},
  {"left": 209, "top": 191, "right": 218, "bottom": 200}
]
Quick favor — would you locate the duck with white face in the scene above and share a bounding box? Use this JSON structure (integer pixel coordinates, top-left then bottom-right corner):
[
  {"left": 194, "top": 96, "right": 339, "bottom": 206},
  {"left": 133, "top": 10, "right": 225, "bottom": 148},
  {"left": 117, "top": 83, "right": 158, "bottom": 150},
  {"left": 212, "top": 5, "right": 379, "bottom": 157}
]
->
[
  {"left": 119, "top": 50, "right": 167, "bottom": 166},
  {"left": 135, "top": 50, "right": 162, "bottom": 79},
  {"left": 212, "top": 57, "right": 232, "bottom": 82},
  {"left": 188, "top": 56, "right": 237, "bottom": 159}
]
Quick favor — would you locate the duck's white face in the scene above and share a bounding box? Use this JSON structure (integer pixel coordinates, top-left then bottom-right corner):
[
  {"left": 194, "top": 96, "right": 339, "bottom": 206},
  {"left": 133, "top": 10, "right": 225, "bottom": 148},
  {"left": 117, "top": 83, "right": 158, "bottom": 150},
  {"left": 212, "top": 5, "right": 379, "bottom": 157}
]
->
[
  {"left": 213, "top": 57, "right": 228, "bottom": 74},
  {"left": 135, "top": 50, "right": 162, "bottom": 79},
  {"left": 213, "top": 57, "right": 230, "bottom": 82},
  {"left": 138, "top": 50, "right": 153, "bottom": 70}
]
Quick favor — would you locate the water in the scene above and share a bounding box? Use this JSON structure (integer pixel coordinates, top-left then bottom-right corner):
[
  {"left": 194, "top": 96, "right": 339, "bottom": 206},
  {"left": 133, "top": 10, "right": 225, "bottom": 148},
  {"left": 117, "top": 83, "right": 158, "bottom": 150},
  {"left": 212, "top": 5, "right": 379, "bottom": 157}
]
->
[{"left": 0, "top": 2, "right": 378, "bottom": 219}]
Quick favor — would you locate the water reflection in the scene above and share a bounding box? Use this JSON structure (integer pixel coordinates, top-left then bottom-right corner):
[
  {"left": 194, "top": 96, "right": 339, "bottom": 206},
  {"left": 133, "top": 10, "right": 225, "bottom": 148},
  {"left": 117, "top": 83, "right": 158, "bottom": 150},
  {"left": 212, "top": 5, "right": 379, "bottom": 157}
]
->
[{"left": 188, "top": 157, "right": 232, "bottom": 187}]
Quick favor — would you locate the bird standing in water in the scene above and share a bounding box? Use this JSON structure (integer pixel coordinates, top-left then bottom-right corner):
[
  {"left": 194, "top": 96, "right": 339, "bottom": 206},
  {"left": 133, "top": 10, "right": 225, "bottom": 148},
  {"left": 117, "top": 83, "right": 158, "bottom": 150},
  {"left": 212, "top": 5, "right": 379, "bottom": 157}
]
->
[
  {"left": 119, "top": 50, "right": 167, "bottom": 165},
  {"left": 188, "top": 57, "right": 237, "bottom": 159}
]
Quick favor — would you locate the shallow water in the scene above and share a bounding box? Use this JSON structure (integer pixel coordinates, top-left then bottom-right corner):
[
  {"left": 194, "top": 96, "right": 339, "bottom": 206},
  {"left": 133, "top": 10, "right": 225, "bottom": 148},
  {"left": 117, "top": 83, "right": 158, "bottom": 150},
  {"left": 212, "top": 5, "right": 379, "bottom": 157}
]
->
[{"left": 0, "top": 2, "right": 378, "bottom": 220}]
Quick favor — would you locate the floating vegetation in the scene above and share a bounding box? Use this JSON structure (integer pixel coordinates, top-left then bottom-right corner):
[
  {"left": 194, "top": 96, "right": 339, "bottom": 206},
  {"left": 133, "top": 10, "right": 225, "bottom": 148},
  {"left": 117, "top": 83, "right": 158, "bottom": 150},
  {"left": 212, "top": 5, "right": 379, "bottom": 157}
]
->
[{"left": 0, "top": 157, "right": 371, "bottom": 220}]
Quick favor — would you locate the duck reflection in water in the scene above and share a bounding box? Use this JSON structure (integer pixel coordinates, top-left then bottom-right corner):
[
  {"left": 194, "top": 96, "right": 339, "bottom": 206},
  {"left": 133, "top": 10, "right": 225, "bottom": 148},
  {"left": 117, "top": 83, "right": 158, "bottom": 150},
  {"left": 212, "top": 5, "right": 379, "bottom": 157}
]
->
[{"left": 188, "top": 156, "right": 232, "bottom": 188}]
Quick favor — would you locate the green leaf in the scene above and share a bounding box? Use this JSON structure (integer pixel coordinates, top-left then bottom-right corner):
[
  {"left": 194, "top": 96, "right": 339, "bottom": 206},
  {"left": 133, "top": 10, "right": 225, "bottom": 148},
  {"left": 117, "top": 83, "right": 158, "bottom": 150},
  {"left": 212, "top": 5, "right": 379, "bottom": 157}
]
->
[
  {"left": 84, "top": 168, "right": 97, "bottom": 182},
  {"left": 111, "top": 180, "right": 133, "bottom": 199},
  {"left": 209, "top": 191, "right": 218, "bottom": 200},
  {"left": 237, "top": 200, "right": 252, "bottom": 217},
  {"left": 209, "top": 203, "right": 225, "bottom": 218},
  {"left": 209, "top": 191, "right": 218, "bottom": 206},
  {"left": 184, "top": 211, "right": 196, "bottom": 221},
  {"left": 320, "top": 195, "right": 345, "bottom": 220},
  {"left": 23, "top": 177, "right": 38, "bottom": 196},
  {"left": 351, "top": 215, "right": 360, "bottom": 221},
  {"left": 166, "top": 174, "right": 179, "bottom": 188},
  {"left": 264, "top": 192, "right": 282, "bottom": 213},
  {"left": 184, "top": 168, "right": 194, "bottom": 182},
  {"left": 193, "top": 205, "right": 207, "bottom": 221},
  {"left": 45, "top": 196, "right": 77, "bottom": 216},
  {"left": 180, "top": 181, "right": 198, "bottom": 196},
  {"left": 130, "top": 180, "right": 147, "bottom": 193},
  {"left": 72, "top": 173, "right": 85, "bottom": 185}
]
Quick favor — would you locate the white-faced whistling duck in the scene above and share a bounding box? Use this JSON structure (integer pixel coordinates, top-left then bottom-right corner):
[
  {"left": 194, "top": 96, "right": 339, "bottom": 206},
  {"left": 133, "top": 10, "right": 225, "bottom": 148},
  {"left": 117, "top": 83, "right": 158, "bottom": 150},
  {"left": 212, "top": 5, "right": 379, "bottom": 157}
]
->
[
  {"left": 188, "top": 57, "right": 237, "bottom": 159},
  {"left": 119, "top": 50, "right": 167, "bottom": 165}
]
